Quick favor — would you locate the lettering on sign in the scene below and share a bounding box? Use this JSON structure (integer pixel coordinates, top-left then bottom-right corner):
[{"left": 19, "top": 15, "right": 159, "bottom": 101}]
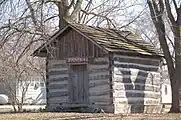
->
[{"left": 67, "top": 57, "right": 88, "bottom": 63}]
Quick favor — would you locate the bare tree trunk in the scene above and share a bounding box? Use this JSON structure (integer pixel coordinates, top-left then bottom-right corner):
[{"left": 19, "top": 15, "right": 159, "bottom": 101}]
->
[
  {"left": 12, "top": 98, "right": 17, "bottom": 112},
  {"left": 147, "top": 0, "right": 181, "bottom": 112},
  {"left": 57, "top": 1, "right": 69, "bottom": 29},
  {"left": 55, "top": 0, "right": 83, "bottom": 29},
  {"left": 169, "top": 16, "right": 181, "bottom": 112},
  {"left": 70, "top": 0, "right": 83, "bottom": 22},
  {"left": 169, "top": 74, "right": 180, "bottom": 112}
]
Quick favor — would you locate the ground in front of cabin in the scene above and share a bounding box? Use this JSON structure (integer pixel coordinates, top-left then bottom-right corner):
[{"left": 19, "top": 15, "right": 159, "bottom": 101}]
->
[{"left": 0, "top": 113, "right": 180, "bottom": 120}]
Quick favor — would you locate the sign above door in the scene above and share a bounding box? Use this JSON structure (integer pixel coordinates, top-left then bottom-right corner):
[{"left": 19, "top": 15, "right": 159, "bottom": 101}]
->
[{"left": 67, "top": 57, "right": 88, "bottom": 63}]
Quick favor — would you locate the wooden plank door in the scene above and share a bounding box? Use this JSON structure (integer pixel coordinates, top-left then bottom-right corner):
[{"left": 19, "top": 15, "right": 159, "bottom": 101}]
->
[{"left": 69, "top": 64, "right": 89, "bottom": 104}]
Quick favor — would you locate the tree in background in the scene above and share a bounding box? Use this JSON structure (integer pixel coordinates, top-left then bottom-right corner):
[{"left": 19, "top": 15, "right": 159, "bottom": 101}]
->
[
  {"left": 0, "top": 0, "right": 143, "bottom": 59},
  {"left": 147, "top": 0, "right": 181, "bottom": 113},
  {"left": 0, "top": 0, "right": 146, "bottom": 112},
  {"left": 0, "top": 45, "right": 45, "bottom": 112}
]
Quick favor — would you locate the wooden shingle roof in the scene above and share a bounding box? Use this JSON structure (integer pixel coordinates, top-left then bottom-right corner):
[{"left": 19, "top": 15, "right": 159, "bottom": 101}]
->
[{"left": 33, "top": 23, "right": 161, "bottom": 57}]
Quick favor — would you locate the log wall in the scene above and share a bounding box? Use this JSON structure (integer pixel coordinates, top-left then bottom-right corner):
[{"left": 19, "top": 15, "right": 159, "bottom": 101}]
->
[
  {"left": 46, "top": 60, "right": 69, "bottom": 111},
  {"left": 112, "top": 54, "right": 162, "bottom": 113},
  {"left": 88, "top": 57, "right": 113, "bottom": 112},
  {"left": 46, "top": 54, "right": 161, "bottom": 113},
  {"left": 46, "top": 57, "right": 113, "bottom": 112}
]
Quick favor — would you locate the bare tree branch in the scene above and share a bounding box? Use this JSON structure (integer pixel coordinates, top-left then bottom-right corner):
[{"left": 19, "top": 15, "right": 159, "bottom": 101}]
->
[
  {"left": 159, "top": 0, "right": 164, "bottom": 14},
  {"left": 120, "top": 6, "right": 146, "bottom": 29},
  {"left": 67, "top": 0, "right": 75, "bottom": 10},
  {"left": 147, "top": 0, "right": 157, "bottom": 22},
  {"left": 81, "top": 9, "right": 116, "bottom": 28},
  {"left": 173, "top": 0, "right": 178, "bottom": 10},
  {"left": 78, "top": 0, "right": 93, "bottom": 23},
  {"left": 25, "top": 0, "right": 37, "bottom": 26},
  {"left": 70, "top": 0, "right": 83, "bottom": 22},
  {"left": 164, "top": 0, "right": 176, "bottom": 25},
  {"left": 147, "top": 0, "right": 175, "bottom": 76}
]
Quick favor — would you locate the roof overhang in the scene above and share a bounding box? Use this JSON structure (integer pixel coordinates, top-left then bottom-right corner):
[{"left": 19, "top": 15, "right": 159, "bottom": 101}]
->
[{"left": 32, "top": 23, "right": 163, "bottom": 58}]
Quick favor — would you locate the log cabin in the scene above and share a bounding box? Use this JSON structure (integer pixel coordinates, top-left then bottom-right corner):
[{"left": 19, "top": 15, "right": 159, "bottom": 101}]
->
[{"left": 33, "top": 23, "right": 162, "bottom": 113}]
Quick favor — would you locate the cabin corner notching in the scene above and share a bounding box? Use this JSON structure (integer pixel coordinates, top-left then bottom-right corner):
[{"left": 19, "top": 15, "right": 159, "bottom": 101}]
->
[{"left": 33, "top": 23, "right": 162, "bottom": 113}]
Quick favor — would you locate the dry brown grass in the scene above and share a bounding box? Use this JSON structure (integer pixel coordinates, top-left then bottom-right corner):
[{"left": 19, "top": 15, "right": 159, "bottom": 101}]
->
[{"left": 0, "top": 112, "right": 180, "bottom": 120}]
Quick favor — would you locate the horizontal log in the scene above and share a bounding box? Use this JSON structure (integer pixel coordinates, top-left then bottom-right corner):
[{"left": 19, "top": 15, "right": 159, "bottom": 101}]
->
[
  {"left": 88, "top": 67, "right": 109, "bottom": 74},
  {"left": 48, "top": 91, "right": 68, "bottom": 98},
  {"left": 48, "top": 96, "right": 69, "bottom": 104},
  {"left": 89, "top": 80, "right": 110, "bottom": 88},
  {"left": 90, "top": 90, "right": 111, "bottom": 96},
  {"left": 113, "top": 54, "right": 160, "bottom": 62},
  {"left": 113, "top": 89, "right": 160, "bottom": 94},
  {"left": 48, "top": 80, "right": 68, "bottom": 85},
  {"left": 114, "top": 70, "right": 148, "bottom": 77},
  {"left": 90, "top": 95, "right": 110, "bottom": 100},
  {"left": 49, "top": 64, "right": 68, "bottom": 69},
  {"left": 48, "top": 70, "right": 68, "bottom": 76},
  {"left": 113, "top": 97, "right": 160, "bottom": 105},
  {"left": 113, "top": 74, "right": 160, "bottom": 80},
  {"left": 113, "top": 69, "right": 160, "bottom": 79},
  {"left": 88, "top": 64, "right": 109, "bottom": 70},
  {"left": 93, "top": 57, "right": 109, "bottom": 62},
  {"left": 90, "top": 96, "right": 111, "bottom": 103},
  {"left": 89, "top": 60, "right": 109, "bottom": 65},
  {"left": 114, "top": 61, "right": 159, "bottom": 72},
  {"left": 113, "top": 67, "right": 160, "bottom": 79},
  {"left": 89, "top": 74, "right": 110, "bottom": 80},
  {"left": 113, "top": 90, "right": 160, "bottom": 99},
  {"left": 113, "top": 56, "right": 160, "bottom": 66},
  {"left": 89, "top": 79, "right": 110, "bottom": 85},
  {"left": 89, "top": 71, "right": 109, "bottom": 77},
  {"left": 48, "top": 74, "right": 69, "bottom": 80},
  {"left": 48, "top": 88, "right": 68, "bottom": 93},
  {"left": 114, "top": 67, "right": 159, "bottom": 74},
  {"left": 48, "top": 67, "right": 68, "bottom": 72},
  {"left": 113, "top": 75, "right": 160, "bottom": 85},
  {"left": 89, "top": 84, "right": 110, "bottom": 92},
  {"left": 48, "top": 83, "right": 68, "bottom": 90},
  {"left": 48, "top": 77, "right": 69, "bottom": 82},
  {"left": 145, "top": 99, "right": 160, "bottom": 105},
  {"left": 112, "top": 83, "right": 160, "bottom": 92},
  {"left": 92, "top": 101, "right": 111, "bottom": 105},
  {"left": 114, "top": 63, "right": 158, "bottom": 72}
]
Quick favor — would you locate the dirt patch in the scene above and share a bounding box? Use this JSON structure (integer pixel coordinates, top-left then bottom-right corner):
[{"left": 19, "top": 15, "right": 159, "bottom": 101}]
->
[{"left": 0, "top": 113, "right": 180, "bottom": 120}]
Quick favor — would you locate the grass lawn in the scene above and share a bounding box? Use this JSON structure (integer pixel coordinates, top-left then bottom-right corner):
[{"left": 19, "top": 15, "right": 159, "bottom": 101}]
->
[{"left": 0, "top": 112, "right": 181, "bottom": 120}]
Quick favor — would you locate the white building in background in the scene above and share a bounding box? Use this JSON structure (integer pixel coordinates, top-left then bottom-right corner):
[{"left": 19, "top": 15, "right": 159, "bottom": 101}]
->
[
  {"left": 161, "top": 83, "right": 172, "bottom": 104},
  {"left": 16, "top": 77, "right": 46, "bottom": 105},
  {"left": 161, "top": 65, "right": 172, "bottom": 104}
]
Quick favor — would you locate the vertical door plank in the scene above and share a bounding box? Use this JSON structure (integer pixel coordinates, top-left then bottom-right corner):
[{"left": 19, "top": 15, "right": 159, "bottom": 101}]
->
[
  {"left": 84, "top": 65, "right": 89, "bottom": 103},
  {"left": 69, "top": 65, "right": 89, "bottom": 104}
]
